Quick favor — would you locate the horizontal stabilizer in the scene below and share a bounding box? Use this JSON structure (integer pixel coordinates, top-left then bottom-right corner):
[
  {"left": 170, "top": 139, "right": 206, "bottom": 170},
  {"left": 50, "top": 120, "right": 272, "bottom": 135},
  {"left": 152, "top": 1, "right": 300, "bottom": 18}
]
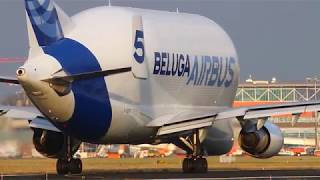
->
[
  {"left": 42, "top": 67, "right": 132, "bottom": 83},
  {"left": 0, "top": 76, "right": 19, "bottom": 84}
]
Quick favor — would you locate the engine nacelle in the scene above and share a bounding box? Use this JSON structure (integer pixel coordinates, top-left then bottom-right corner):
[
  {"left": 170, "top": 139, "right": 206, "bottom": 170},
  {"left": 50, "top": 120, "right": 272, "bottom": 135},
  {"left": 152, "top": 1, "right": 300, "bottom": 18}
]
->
[
  {"left": 239, "top": 121, "right": 283, "bottom": 158},
  {"left": 202, "top": 118, "right": 234, "bottom": 156},
  {"left": 32, "top": 128, "right": 81, "bottom": 158}
]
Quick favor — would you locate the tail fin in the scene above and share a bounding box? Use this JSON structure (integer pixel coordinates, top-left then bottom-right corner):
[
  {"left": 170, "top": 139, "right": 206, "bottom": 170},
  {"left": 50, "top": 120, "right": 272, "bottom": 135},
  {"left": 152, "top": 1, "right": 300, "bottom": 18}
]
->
[
  {"left": 25, "top": 0, "right": 73, "bottom": 47},
  {"left": 26, "top": 11, "right": 44, "bottom": 58}
]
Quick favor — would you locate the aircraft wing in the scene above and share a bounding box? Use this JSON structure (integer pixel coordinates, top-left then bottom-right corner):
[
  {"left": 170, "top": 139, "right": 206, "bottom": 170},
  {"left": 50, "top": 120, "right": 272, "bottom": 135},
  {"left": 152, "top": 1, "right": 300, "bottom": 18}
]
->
[
  {"left": 0, "top": 105, "right": 60, "bottom": 132},
  {"left": 147, "top": 101, "right": 320, "bottom": 136}
]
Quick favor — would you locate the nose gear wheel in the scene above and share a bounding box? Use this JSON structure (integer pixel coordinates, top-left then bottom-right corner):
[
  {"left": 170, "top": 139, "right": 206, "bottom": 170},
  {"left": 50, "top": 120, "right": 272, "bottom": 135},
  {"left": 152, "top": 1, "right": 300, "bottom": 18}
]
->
[{"left": 56, "top": 135, "right": 82, "bottom": 175}]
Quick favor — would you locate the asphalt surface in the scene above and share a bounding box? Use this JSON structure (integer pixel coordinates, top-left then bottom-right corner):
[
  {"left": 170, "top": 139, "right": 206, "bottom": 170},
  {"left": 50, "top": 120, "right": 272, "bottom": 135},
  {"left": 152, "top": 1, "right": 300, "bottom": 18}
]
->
[{"left": 2, "top": 169, "right": 320, "bottom": 180}]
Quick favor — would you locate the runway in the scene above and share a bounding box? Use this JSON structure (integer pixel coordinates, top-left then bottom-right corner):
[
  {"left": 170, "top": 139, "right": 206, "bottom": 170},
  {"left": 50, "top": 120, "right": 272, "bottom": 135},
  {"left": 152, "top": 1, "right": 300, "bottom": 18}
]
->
[{"left": 2, "top": 169, "right": 320, "bottom": 179}]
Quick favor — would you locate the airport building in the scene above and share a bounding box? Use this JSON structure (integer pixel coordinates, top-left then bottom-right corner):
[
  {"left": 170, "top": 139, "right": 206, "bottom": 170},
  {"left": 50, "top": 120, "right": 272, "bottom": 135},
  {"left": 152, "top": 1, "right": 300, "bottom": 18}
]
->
[{"left": 234, "top": 76, "right": 320, "bottom": 151}]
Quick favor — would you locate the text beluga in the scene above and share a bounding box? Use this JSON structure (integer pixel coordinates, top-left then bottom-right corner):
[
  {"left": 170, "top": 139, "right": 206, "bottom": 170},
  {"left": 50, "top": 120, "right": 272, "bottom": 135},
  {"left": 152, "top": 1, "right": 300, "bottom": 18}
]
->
[{"left": 153, "top": 52, "right": 236, "bottom": 87}]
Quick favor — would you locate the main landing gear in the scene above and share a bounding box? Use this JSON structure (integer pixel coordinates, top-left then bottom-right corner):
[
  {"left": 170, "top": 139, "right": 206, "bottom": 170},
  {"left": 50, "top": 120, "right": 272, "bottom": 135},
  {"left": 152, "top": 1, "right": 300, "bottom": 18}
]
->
[
  {"left": 56, "top": 136, "right": 82, "bottom": 175},
  {"left": 180, "top": 129, "right": 208, "bottom": 173}
]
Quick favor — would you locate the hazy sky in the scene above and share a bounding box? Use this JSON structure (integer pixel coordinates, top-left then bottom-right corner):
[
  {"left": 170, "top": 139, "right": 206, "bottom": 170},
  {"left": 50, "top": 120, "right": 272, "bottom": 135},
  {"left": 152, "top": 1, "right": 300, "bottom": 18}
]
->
[{"left": 0, "top": 0, "right": 320, "bottom": 82}]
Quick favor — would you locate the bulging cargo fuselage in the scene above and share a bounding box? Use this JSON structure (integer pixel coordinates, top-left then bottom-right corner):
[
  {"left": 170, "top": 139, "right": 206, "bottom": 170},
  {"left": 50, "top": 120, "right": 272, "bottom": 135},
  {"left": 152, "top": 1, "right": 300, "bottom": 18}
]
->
[{"left": 19, "top": 6, "right": 239, "bottom": 154}]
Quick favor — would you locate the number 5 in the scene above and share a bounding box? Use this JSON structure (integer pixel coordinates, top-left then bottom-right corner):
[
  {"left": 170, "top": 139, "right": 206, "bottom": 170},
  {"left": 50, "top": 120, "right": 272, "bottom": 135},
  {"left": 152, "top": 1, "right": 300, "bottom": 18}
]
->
[{"left": 134, "top": 30, "right": 145, "bottom": 64}]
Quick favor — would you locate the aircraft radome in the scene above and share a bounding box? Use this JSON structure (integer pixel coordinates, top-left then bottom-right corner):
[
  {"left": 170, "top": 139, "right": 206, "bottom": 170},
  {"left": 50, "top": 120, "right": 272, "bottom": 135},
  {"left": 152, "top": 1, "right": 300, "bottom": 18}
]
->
[{"left": 0, "top": 0, "right": 319, "bottom": 174}]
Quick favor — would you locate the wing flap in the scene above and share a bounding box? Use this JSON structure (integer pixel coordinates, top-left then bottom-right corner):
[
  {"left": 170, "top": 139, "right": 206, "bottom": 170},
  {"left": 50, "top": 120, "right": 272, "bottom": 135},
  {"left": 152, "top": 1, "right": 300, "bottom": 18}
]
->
[
  {"left": 244, "top": 106, "right": 306, "bottom": 119},
  {"left": 150, "top": 101, "right": 320, "bottom": 137},
  {"left": 147, "top": 110, "right": 217, "bottom": 127},
  {"left": 216, "top": 102, "right": 320, "bottom": 121},
  {"left": 156, "top": 118, "right": 213, "bottom": 136},
  {"left": 215, "top": 108, "right": 246, "bottom": 120}
]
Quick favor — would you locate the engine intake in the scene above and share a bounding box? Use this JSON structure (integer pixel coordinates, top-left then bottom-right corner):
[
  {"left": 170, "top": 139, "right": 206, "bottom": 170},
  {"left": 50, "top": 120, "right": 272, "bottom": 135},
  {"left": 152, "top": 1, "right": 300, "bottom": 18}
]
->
[
  {"left": 239, "top": 121, "right": 283, "bottom": 158},
  {"left": 33, "top": 128, "right": 81, "bottom": 158}
]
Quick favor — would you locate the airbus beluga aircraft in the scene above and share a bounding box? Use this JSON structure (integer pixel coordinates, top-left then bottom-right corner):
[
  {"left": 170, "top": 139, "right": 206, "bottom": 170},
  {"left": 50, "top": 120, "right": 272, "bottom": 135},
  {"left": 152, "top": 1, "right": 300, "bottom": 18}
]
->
[{"left": 1, "top": 0, "right": 320, "bottom": 174}]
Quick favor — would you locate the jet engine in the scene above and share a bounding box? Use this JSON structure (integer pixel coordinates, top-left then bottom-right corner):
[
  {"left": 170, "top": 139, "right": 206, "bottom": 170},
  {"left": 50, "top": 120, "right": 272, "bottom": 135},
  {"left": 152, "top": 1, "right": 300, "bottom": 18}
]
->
[
  {"left": 238, "top": 121, "right": 283, "bottom": 158},
  {"left": 32, "top": 128, "right": 81, "bottom": 158}
]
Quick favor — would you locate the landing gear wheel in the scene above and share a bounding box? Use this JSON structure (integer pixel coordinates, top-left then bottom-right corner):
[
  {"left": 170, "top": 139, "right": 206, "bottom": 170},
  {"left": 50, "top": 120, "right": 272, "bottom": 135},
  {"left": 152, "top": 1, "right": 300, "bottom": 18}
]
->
[
  {"left": 195, "top": 158, "right": 208, "bottom": 173},
  {"left": 201, "top": 158, "right": 208, "bottom": 173},
  {"left": 182, "top": 158, "right": 193, "bottom": 173},
  {"left": 56, "top": 135, "right": 82, "bottom": 175},
  {"left": 56, "top": 158, "right": 83, "bottom": 175},
  {"left": 69, "top": 158, "right": 82, "bottom": 174},
  {"left": 56, "top": 159, "right": 69, "bottom": 175},
  {"left": 182, "top": 158, "right": 208, "bottom": 173},
  {"left": 181, "top": 129, "right": 209, "bottom": 173}
]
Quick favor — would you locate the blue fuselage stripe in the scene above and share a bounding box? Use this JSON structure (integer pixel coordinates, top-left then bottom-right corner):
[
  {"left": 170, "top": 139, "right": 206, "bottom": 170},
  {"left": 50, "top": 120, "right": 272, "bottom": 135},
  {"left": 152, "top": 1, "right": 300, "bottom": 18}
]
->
[{"left": 43, "top": 38, "right": 112, "bottom": 141}]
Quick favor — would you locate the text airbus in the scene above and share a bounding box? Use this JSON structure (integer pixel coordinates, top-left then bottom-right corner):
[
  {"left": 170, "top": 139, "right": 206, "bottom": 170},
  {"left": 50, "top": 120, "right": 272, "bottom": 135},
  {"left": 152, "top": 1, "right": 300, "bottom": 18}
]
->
[{"left": 153, "top": 51, "right": 236, "bottom": 87}]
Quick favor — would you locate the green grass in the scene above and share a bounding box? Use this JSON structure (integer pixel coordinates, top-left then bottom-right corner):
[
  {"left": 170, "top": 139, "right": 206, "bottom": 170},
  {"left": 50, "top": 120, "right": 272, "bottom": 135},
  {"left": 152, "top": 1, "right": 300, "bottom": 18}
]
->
[{"left": 0, "top": 156, "right": 319, "bottom": 174}]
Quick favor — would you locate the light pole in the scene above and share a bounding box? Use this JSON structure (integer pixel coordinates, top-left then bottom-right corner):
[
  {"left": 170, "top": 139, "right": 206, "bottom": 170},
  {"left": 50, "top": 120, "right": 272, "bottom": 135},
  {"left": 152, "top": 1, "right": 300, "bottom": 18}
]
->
[
  {"left": 314, "top": 76, "right": 319, "bottom": 101},
  {"left": 307, "top": 76, "right": 319, "bottom": 150},
  {"left": 316, "top": 112, "right": 319, "bottom": 150},
  {"left": 312, "top": 77, "right": 319, "bottom": 150}
]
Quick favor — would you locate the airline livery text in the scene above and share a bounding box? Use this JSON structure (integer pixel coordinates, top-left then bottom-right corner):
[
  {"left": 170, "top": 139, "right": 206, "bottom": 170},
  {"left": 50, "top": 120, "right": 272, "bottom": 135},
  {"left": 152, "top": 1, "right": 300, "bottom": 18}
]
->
[{"left": 153, "top": 52, "right": 236, "bottom": 87}]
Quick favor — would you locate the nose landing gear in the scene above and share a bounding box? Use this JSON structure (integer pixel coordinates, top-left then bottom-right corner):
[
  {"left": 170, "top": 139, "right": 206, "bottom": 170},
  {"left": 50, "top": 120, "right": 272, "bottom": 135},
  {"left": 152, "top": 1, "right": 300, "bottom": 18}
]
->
[
  {"left": 56, "top": 158, "right": 82, "bottom": 175},
  {"left": 182, "top": 157, "right": 208, "bottom": 173},
  {"left": 180, "top": 129, "right": 208, "bottom": 173},
  {"left": 56, "top": 136, "right": 82, "bottom": 175}
]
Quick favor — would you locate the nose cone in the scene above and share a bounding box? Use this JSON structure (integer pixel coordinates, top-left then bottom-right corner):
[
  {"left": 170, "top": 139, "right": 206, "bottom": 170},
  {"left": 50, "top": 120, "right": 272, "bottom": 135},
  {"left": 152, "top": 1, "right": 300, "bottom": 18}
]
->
[{"left": 18, "top": 54, "right": 75, "bottom": 123}]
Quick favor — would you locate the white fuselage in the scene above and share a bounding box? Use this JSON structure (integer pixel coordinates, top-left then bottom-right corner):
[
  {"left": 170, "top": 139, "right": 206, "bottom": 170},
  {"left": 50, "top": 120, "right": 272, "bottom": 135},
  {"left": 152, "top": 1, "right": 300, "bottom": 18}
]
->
[
  {"left": 21, "top": 6, "right": 239, "bottom": 145},
  {"left": 67, "top": 7, "right": 239, "bottom": 143}
]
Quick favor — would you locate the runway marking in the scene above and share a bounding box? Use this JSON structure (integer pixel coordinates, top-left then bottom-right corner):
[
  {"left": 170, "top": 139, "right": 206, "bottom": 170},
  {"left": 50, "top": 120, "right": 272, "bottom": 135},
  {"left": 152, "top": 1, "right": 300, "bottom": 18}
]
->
[
  {"left": 1, "top": 174, "right": 46, "bottom": 177},
  {"left": 163, "top": 175, "right": 320, "bottom": 180},
  {"left": 0, "top": 174, "right": 320, "bottom": 179},
  {"left": 65, "top": 174, "right": 105, "bottom": 179}
]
